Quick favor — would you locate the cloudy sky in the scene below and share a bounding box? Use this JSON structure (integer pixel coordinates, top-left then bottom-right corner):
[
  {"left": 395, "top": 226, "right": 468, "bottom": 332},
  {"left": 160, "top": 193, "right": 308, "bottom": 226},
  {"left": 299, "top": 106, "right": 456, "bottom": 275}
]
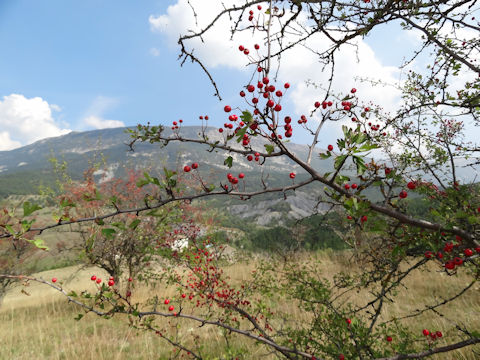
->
[{"left": 0, "top": 0, "right": 455, "bottom": 151}]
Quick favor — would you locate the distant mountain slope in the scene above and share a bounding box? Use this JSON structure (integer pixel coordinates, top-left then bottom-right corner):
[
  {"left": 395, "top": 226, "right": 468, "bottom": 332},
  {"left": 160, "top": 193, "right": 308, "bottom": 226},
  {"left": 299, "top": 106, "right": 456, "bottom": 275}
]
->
[{"left": 0, "top": 127, "right": 336, "bottom": 224}]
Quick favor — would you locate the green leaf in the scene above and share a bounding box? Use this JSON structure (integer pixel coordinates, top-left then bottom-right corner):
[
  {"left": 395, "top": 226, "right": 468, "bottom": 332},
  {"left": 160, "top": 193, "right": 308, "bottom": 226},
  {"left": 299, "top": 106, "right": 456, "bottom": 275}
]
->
[
  {"left": 29, "top": 238, "right": 49, "bottom": 250},
  {"left": 224, "top": 156, "right": 233, "bottom": 168},
  {"left": 236, "top": 126, "right": 248, "bottom": 143},
  {"left": 264, "top": 144, "right": 274, "bottom": 155},
  {"left": 101, "top": 228, "right": 116, "bottom": 239},
  {"left": 353, "top": 156, "right": 367, "bottom": 175},
  {"left": 129, "top": 218, "right": 141, "bottom": 230},
  {"left": 74, "top": 313, "right": 84, "bottom": 321},
  {"left": 319, "top": 152, "right": 331, "bottom": 159},
  {"left": 68, "top": 291, "right": 78, "bottom": 297},
  {"left": 23, "top": 201, "right": 42, "bottom": 217},
  {"left": 240, "top": 111, "right": 253, "bottom": 124},
  {"left": 334, "top": 155, "right": 348, "bottom": 170}
]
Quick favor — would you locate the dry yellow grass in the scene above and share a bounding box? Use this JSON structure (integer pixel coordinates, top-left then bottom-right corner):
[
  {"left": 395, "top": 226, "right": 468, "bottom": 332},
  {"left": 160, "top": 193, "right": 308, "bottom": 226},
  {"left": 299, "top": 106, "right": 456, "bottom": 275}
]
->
[{"left": 0, "top": 252, "right": 479, "bottom": 359}]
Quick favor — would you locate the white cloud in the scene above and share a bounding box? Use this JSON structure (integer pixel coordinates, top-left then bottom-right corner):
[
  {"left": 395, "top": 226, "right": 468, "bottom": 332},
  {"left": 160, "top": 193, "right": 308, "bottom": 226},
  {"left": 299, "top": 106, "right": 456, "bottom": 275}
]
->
[
  {"left": 0, "top": 131, "right": 21, "bottom": 151},
  {"left": 84, "top": 115, "right": 124, "bottom": 129},
  {"left": 82, "top": 96, "right": 125, "bottom": 129},
  {"left": 0, "top": 94, "right": 70, "bottom": 150},
  {"left": 150, "top": 1, "right": 402, "bottom": 143}
]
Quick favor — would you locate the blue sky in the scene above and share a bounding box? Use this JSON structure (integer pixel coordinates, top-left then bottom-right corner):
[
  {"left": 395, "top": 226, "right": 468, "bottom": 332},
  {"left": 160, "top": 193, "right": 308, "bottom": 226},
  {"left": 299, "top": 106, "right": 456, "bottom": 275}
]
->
[{"left": 1, "top": 0, "right": 473, "bottom": 151}]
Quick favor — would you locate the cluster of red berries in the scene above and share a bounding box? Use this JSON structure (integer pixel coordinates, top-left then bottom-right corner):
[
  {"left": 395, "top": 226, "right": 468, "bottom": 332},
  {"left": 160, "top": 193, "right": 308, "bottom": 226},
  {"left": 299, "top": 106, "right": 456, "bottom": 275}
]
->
[
  {"left": 183, "top": 163, "right": 198, "bottom": 173},
  {"left": 314, "top": 100, "right": 333, "bottom": 109},
  {"left": 423, "top": 329, "right": 443, "bottom": 340},
  {"left": 171, "top": 119, "right": 183, "bottom": 130},
  {"left": 341, "top": 100, "right": 353, "bottom": 111},
  {"left": 344, "top": 183, "right": 358, "bottom": 190},
  {"left": 246, "top": 152, "right": 261, "bottom": 162},
  {"left": 226, "top": 173, "right": 244, "bottom": 184},
  {"left": 89, "top": 274, "right": 115, "bottom": 286}
]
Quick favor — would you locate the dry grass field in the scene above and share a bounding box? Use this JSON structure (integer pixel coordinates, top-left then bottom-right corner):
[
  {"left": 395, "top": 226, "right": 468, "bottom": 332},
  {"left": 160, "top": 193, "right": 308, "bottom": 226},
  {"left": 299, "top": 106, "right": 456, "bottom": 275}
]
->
[{"left": 0, "top": 252, "right": 479, "bottom": 360}]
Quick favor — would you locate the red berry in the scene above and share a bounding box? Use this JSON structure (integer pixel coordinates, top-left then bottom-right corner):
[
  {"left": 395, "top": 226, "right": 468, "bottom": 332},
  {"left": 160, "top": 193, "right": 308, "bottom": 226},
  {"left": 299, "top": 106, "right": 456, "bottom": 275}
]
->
[
  {"left": 257, "top": 5, "right": 262, "bottom": 10},
  {"left": 399, "top": 190, "right": 408, "bottom": 199},
  {"left": 91, "top": 275, "right": 97, "bottom": 281},
  {"left": 347, "top": 215, "right": 353, "bottom": 220},
  {"left": 240, "top": 90, "right": 246, "bottom": 97},
  {"left": 254, "top": 44, "right": 260, "bottom": 50},
  {"left": 96, "top": 278, "right": 102, "bottom": 284},
  {"left": 344, "top": 184, "right": 350, "bottom": 190},
  {"left": 425, "top": 251, "right": 432, "bottom": 258},
  {"left": 407, "top": 181, "right": 416, "bottom": 190},
  {"left": 262, "top": 77, "right": 269, "bottom": 84},
  {"left": 476, "top": 247, "right": 480, "bottom": 253},
  {"left": 224, "top": 105, "right": 232, "bottom": 113},
  {"left": 327, "top": 144, "right": 334, "bottom": 151},
  {"left": 386, "top": 336, "right": 393, "bottom": 342},
  {"left": 168, "top": 305, "right": 174, "bottom": 311},
  {"left": 247, "top": 85, "right": 255, "bottom": 92},
  {"left": 181, "top": 294, "right": 186, "bottom": 298},
  {"left": 128, "top": 277, "right": 133, "bottom": 282},
  {"left": 361, "top": 215, "right": 368, "bottom": 223},
  {"left": 351, "top": 183, "right": 358, "bottom": 189},
  {"left": 436, "top": 331, "right": 442, "bottom": 338},
  {"left": 164, "top": 299, "right": 170, "bottom": 305},
  {"left": 238, "top": 173, "right": 245, "bottom": 179},
  {"left": 276, "top": 90, "right": 283, "bottom": 97},
  {"left": 339, "top": 355, "right": 345, "bottom": 360},
  {"left": 219, "top": 128, "right": 223, "bottom": 133},
  {"left": 453, "top": 257, "right": 463, "bottom": 266},
  {"left": 243, "top": 49, "right": 249, "bottom": 55},
  {"left": 464, "top": 248, "right": 473, "bottom": 257},
  {"left": 445, "top": 261, "right": 455, "bottom": 270},
  {"left": 184, "top": 165, "right": 191, "bottom": 173},
  {"left": 423, "top": 329, "right": 430, "bottom": 336},
  {"left": 314, "top": 101, "right": 321, "bottom": 108},
  {"left": 191, "top": 163, "right": 198, "bottom": 169},
  {"left": 274, "top": 104, "right": 282, "bottom": 112},
  {"left": 346, "top": 318, "right": 351, "bottom": 325},
  {"left": 239, "top": 45, "right": 244, "bottom": 51},
  {"left": 284, "top": 83, "right": 290, "bottom": 89},
  {"left": 108, "top": 279, "right": 115, "bottom": 286},
  {"left": 52, "top": 278, "right": 57, "bottom": 283},
  {"left": 351, "top": 88, "right": 357, "bottom": 93},
  {"left": 385, "top": 167, "right": 391, "bottom": 175},
  {"left": 289, "top": 172, "right": 296, "bottom": 179}
]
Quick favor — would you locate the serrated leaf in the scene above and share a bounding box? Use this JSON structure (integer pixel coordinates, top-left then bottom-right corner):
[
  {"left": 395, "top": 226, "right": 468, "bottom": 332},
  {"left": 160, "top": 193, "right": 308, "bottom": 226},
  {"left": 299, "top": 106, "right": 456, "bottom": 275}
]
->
[
  {"left": 236, "top": 126, "right": 248, "bottom": 143},
  {"left": 334, "top": 155, "right": 348, "bottom": 170},
  {"left": 240, "top": 111, "right": 253, "bottom": 124},
  {"left": 101, "top": 228, "right": 116, "bottom": 238},
  {"left": 264, "top": 144, "right": 274, "bottom": 155},
  {"left": 353, "top": 156, "right": 367, "bottom": 175},
  {"left": 23, "top": 201, "right": 42, "bottom": 217},
  {"left": 129, "top": 218, "right": 141, "bottom": 230},
  {"left": 224, "top": 156, "right": 233, "bottom": 168}
]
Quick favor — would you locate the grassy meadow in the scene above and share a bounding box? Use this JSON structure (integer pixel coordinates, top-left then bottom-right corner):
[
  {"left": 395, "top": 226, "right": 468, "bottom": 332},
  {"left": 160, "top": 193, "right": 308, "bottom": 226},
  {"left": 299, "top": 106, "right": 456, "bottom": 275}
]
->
[{"left": 1, "top": 251, "right": 479, "bottom": 360}]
